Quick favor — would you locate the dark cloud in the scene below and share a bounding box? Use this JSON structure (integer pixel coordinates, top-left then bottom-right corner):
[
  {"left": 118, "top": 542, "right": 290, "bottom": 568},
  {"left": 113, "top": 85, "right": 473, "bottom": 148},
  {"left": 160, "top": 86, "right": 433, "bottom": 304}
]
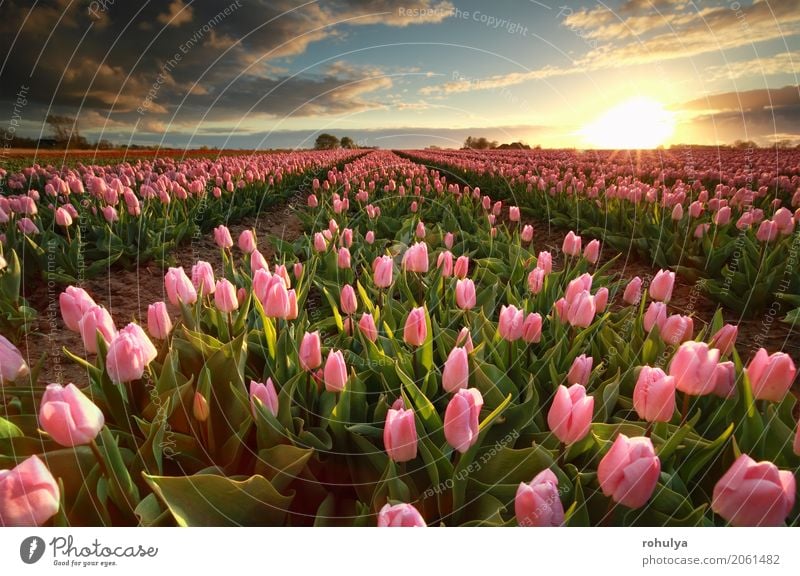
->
[{"left": 678, "top": 85, "right": 800, "bottom": 111}]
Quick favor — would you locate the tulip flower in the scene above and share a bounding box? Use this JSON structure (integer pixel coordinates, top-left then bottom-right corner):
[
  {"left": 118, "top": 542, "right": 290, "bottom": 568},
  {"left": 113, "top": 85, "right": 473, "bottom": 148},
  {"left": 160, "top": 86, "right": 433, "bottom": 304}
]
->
[
  {"left": 250, "top": 379, "right": 279, "bottom": 417},
  {"left": 165, "top": 267, "right": 198, "bottom": 306},
  {"left": 436, "top": 251, "right": 453, "bottom": 277},
  {"left": 0, "top": 334, "right": 30, "bottom": 383},
  {"left": 709, "top": 324, "right": 738, "bottom": 356},
  {"left": 0, "top": 455, "right": 60, "bottom": 527},
  {"left": 324, "top": 349, "right": 347, "bottom": 392},
  {"left": 498, "top": 305, "right": 525, "bottom": 341},
  {"left": 402, "top": 242, "right": 429, "bottom": 273},
  {"left": 537, "top": 251, "right": 552, "bottom": 274},
  {"left": 340, "top": 285, "right": 357, "bottom": 315},
  {"left": 566, "top": 290, "right": 596, "bottom": 328},
  {"left": 383, "top": 399, "right": 417, "bottom": 462},
  {"left": 584, "top": 239, "right": 600, "bottom": 263},
  {"left": 669, "top": 341, "right": 720, "bottom": 396},
  {"left": 756, "top": 220, "right": 778, "bottom": 242},
  {"left": 521, "top": 224, "right": 534, "bottom": 243},
  {"left": 598, "top": 434, "right": 660, "bottom": 509},
  {"left": 337, "top": 247, "right": 351, "bottom": 269},
  {"left": 238, "top": 230, "right": 257, "bottom": 253},
  {"left": 415, "top": 221, "right": 426, "bottom": 238},
  {"left": 191, "top": 261, "right": 216, "bottom": 296},
  {"left": 547, "top": 384, "right": 594, "bottom": 445},
  {"left": 515, "top": 469, "right": 564, "bottom": 527},
  {"left": 365, "top": 230, "right": 375, "bottom": 244},
  {"left": 313, "top": 232, "right": 327, "bottom": 252},
  {"left": 55, "top": 206, "right": 73, "bottom": 227},
  {"left": 455, "top": 278, "right": 476, "bottom": 309},
  {"left": 59, "top": 286, "right": 97, "bottom": 332},
  {"left": 250, "top": 249, "right": 268, "bottom": 273},
  {"left": 509, "top": 206, "right": 520, "bottom": 222},
  {"left": 213, "top": 225, "right": 233, "bottom": 249},
  {"left": 565, "top": 273, "right": 592, "bottom": 303},
  {"left": 373, "top": 255, "right": 394, "bottom": 289},
  {"left": 359, "top": 313, "right": 378, "bottom": 342},
  {"left": 214, "top": 278, "right": 238, "bottom": 312},
  {"left": 444, "top": 388, "right": 483, "bottom": 453},
  {"left": 78, "top": 305, "right": 117, "bottom": 354},
  {"left": 633, "top": 366, "right": 676, "bottom": 422},
  {"left": 263, "top": 277, "right": 290, "bottom": 319},
  {"left": 528, "top": 268, "right": 545, "bottom": 294},
  {"left": 147, "top": 301, "right": 172, "bottom": 339},
  {"left": 105, "top": 323, "right": 157, "bottom": 383},
  {"left": 623, "top": 277, "right": 642, "bottom": 305},
  {"left": 594, "top": 287, "right": 609, "bottom": 311},
  {"left": 377, "top": 503, "right": 426, "bottom": 527},
  {"left": 193, "top": 392, "right": 210, "bottom": 422},
  {"left": 444, "top": 232, "right": 454, "bottom": 249},
  {"left": 453, "top": 255, "right": 469, "bottom": 279},
  {"left": 649, "top": 269, "right": 675, "bottom": 302},
  {"left": 403, "top": 307, "right": 427, "bottom": 346},
  {"left": 660, "top": 314, "right": 693, "bottom": 345},
  {"left": 643, "top": 302, "right": 667, "bottom": 333},
  {"left": 712, "top": 454, "right": 795, "bottom": 526},
  {"left": 455, "top": 327, "right": 474, "bottom": 353},
  {"left": 562, "top": 231, "right": 582, "bottom": 257},
  {"left": 299, "top": 332, "right": 322, "bottom": 371},
  {"left": 38, "top": 383, "right": 105, "bottom": 447},
  {"left": 712, "top": 361, "right": 737, "bottom": 399},
  {"left": 522, "top": 313, "right": 542, "bottom": 344},
  {"left": 442, "top": 346, "right": 469, "bottom": 393},
  {"left": 746, "top": 348, "right": 796, "bottom": 402},
  {"left": 567, "top": 354, "right": 593, "bottom": 386},
  {"left": 671, "top": 204, "right": 683, "bottom": 221}
]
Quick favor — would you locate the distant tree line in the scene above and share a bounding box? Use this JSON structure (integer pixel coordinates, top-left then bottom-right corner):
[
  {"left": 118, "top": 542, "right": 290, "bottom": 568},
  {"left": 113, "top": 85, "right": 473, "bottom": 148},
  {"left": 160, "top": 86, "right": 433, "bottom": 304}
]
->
[
  {"left": 314, "top": 133, "right": 363, "bottom": 150},
  {"left": 462, "top": 136, "right": 540, "bottom": 150}
]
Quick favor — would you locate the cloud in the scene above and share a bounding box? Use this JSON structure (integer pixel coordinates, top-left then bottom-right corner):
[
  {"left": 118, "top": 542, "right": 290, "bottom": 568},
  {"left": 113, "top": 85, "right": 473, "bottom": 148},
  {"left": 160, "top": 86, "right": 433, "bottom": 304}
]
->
[
  {"left": 705, "top": 51, "right": 800, "bottom": 82},
  {"left": 678, "top": 85, "right": 800, "bottom": 112},
  {"left": 157, "top": 0, "right": 194, "bottom": 27}
]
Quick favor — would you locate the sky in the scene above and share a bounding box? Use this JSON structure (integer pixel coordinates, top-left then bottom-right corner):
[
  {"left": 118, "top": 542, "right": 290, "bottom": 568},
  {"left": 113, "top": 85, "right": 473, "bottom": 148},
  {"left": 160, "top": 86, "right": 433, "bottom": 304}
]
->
[{"left": 1, "top": 0, "right": 799, "bottom": 149}]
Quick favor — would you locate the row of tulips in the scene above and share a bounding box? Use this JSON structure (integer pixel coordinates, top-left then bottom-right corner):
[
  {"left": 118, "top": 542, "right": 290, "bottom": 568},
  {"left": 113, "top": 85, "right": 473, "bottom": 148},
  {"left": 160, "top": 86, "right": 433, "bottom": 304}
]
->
[{"left": 1, "top": 150, "right": 798, "bottom": 527}]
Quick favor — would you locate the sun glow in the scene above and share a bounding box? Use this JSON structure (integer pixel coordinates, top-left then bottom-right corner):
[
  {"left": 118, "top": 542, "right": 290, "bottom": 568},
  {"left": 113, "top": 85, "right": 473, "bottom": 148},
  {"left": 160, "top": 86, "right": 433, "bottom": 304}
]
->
[{"left": 580, "top": 97, "right": 676, "bottom": 149}]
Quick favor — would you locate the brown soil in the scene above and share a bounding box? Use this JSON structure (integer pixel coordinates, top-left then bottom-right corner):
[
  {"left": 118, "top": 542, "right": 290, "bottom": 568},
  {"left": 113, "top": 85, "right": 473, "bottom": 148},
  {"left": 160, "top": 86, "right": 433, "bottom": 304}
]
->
[{"left": 19, "top": 197, "right": 304, "bottom": 386}]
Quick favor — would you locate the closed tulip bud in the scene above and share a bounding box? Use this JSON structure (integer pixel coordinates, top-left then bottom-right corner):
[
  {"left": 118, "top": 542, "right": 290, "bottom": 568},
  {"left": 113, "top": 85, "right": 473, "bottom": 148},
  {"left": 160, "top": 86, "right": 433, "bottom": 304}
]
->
[
  {"left": 274, "top": 264, "right": 291, "bottom": 289},
  {"left": 623, "top": 276, "right": 642, "bottom": 305},
  {"left": 669, "top": 341, "right": 720, "bottom": 396},
  {"left": 403, "top": 307, "right": 427, "bottom": 346},
  {"left": 147, "top": 301, "right": 172, "bottom": 339},
  {"left": 377, "top": 503, "right": 426, "bottom": 527},
  {"left": 299, "top": 331, "right": 322, "bottom": 371},
  {"left": 402, "top": 242, "right": 429, "bottom": 273},
  {"left": 165, "top": 267, "right": 198, "bottom": 306},
  {"left": 594, "top": 287, "right": 609, "bottom": 312},
  {"left": 373, "top": 255, "right": 394, "bottom": 288},
  {"left": 756, "top": 219, "right": 779, "bottom": 242},
  {"left": 671, "top": 203, "right": 684, "bottom": 221},
  {"left": 365, "top": 230, "right": 375, "bottom": 244},
  {"left": 250, "top": 249, "right": 268, "bottom": 273},
  {"left": 661, "top": 314, "right": 693, "bottom": 345},
  {"left": 537, "top": 251, "right": 553, "bottom": 274},
  {"left": 359, "top": 313, "right": 378, "bottom": 342},
  {"left": 313, "top": 232, "right": 327, "bottom": 252},
  {"left": 193, "top": 392, "right": 210, "bottom": 422},
  {"left": 384, "top": 399, "right": 418, "bottom": 462},
  {"left": 714, "top": 206, "right": 731, "bottom": 226},
  {"left": 746, "top": 348, "right": 796, "bottom": 402},
  {"left": 55, "top": 206, "right": 73, "bottom": 227},
  {"left": 482, "top": 195, "right": 491, "bottom": 210},
  {"left": 562, "top": 230, "right": 582, "bottom": 257},
  {"left": 710, "top": 324, "right": 738, "bottom": 356},
  {"left": 455, "top": 278, "right": 476, "bottom": 309},
  {"left": 492, "top": 201, "right": 502, "bottom": 216},
  {"left": 59, "top": 286, "right": 96, "bottom": 332},
  {"left": 213, "top": 225, "right": 233, "bottom": 248},
  {"left": 191, "top": 261, "right": 216, "bottom": 296},
  {"left": 307, "top": 194, "right": 318, "bottom": 208},
  {"left": 442, "top": 346, "right": 469, "bottom": 393},
  {"left": 0, "top": 455, "right": 60, "bottom": 527},
  {"left": 415, "top": 221, "right": 426, "bottom": 238},
  {"left": 444, "top": 388, "right": 483, "bottom": 453},
  {"left": 509, "top": 206, "right": 521, "bottom": 222},
  {"left": 566, "top": 290, "right": 596, "bottom": 328},
  {"left": 521, "top": 224, "right": 534, "bottom": 242},
  {"left": 340, "top": 284, "right": 357, "bottom": 315},
  {"left": 548, "top": 384, "right": 594, "bottom": 445},
  {"left": 584, "top": 239, "right": 601, "bottom": 263},
  {"left": 565, "top": 273, "right": 593, "bottom": 303},
  {"left": 712, "top": 361, "right": 737, "bottom": 398},
  {"left": 455, "top": 327, "right": 474, "bottom": 353},
  {"left": 437, "top": 250, "right": 453, "bottom": 277},
  {"left": 238, "top": 230, "right": 257, "bottom": 253},
  {"left": 410, "top": 201, "right": 418, "bottom": 213},
  {"left": 527, "top": 268, "right": 545, "bottom": 294},
  {"left": 101, "top": 205, "right": 118, "bottom": 223},
  {"left": 522, "top": 313, "right": 543, "bottom": 344},
  {"left": 38, "top": 383, "right": 104, "bottom": 446},
  {"left": 553, "top": 297, "right": 569, "bottom": 323},
  {"left": 286, "top": 289, "right": 298, "bottom": 320},
  {"left": 341, "top": 228, "right": 353, "bottom": 248},
  {"left": 17, "top": 217, "right": 38, "bottom": 235},
  {"left": 214, "top": 278, "right": 238, "bottom": 312},
  {"left": 78, "top": 305, "right": 117, "bottom": 354},
  {"left": 249, "top": 378, "right": 279, "bottom": 417},
  {"left": 643, "top": 301, "right": 667, "bottom": 333},
  {"left": 337, "top": 247, "right": 351, "bottom": 269},
  {"left": 712, "top": 454, "right": 795, "bottom": 526},
  {"left": 0, "top": 334, "right": 29, "bottom": 383},
  {"left": 264, "top": 277, "right": 290, "bottom": 319},
  {"left": 598, "top": 434, "right": 660, "bottom": 509},
  {"left": 567, "top": 354, "right": 593, "bottom": 386},
  {"left": 516, "top": 469, "right": 564, "bottom": 527},
  {"left": 498, "top": 305, "right": 525, "bottom": 341},
  {"left": 324, "top": 349, "right": 348, "bottom": 392},
  {"left": 444, "top": 232, "right": 454, "bottom": 248},
  {"left": 453, "top": 255, "right": 469, "bottom": 279},
  {"left": 633, "top": 366, "right": 676, "bottom": 422},
  {"left": 649, "top": 269, "right": 675, "bottom": 302}
]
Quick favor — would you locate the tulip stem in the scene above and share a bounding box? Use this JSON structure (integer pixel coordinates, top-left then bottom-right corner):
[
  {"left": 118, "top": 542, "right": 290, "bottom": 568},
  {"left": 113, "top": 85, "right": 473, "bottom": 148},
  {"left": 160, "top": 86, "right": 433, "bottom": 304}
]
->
[
  {"left": 89, "top": 438, "right": 110, "bottom": 480},
  {"left": 227, "top": 313, "right": 233, "bottom": 339},
  {"left": 558, "top": 442, "right": 566, "bottom": 467},
  {"left": 681, "top": 393, "right": 690, "bottom": 424},
  {"left": 412, "top": 349, "right": 419, "bottom": 383},
  {"left": 645, "top": 422, "right": 654, "bottom": 437}
]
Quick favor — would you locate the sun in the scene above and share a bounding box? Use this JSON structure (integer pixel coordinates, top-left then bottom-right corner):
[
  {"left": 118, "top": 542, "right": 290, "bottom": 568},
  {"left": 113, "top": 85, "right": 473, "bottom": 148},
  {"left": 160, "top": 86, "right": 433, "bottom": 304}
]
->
[{"left": 580, "top": 97, "right": 676, "bottom": 149}]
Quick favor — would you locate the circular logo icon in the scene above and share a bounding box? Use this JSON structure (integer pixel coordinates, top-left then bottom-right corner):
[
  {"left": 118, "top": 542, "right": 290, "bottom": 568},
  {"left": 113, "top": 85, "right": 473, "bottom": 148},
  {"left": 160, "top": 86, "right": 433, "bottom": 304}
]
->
[{"left": 20, "top": 536, "right": 46, "bottom": 564}]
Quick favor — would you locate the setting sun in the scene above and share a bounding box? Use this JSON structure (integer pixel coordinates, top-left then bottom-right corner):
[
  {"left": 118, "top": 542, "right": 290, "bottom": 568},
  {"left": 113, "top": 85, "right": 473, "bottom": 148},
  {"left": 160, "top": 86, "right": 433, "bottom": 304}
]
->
[{"left": 580, "top": 97, "right": 676, "bottom": 149}]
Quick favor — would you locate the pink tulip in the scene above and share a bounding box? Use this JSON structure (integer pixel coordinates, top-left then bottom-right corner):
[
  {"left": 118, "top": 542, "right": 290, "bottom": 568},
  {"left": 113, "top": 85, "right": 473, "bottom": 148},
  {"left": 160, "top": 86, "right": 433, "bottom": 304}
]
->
[
  {"left": 453, "top": 255, "right": 469, "bottom": 279},
  {"left": 313, "top": 232, "right": 327, "bottom": 252},
  {"left": 0, "top": 335, "right": 29, "bottom": 383},
  {"left": 492, "top": 201, "right": 502, "bottom": 216},
  {"left": 359, "top": 313, "right": 378, "bottom": 342},
  {"left": 537, "top": 251, "right": 552, "bottom": 274},
  {"left": 710, "top": 324, "right": 738, "bottom": 356},
  {"left": 455, "top": 327, "right": 474, "bottom": 353},
  {"left": 567, "top": 354, "right": 593, "bottom": 386},
  {"left": 0, "top": 455, "right": 60, "bottom": 527},
  {"left": 192, "top": 392, "right": 209, "bottom": 422},
  {"left": 598, "top": 434, "right": 660, "bottom": 509},
  {"left": 250, "top": 249, "right": 268, "bottom": 273},
  {"left": 689, "top": 200, "right": 704, "bottom": 218},
  {"left": 365, "top": 230, "right": 375, "bottom": 244},
  {"left": 39, "top": 383, "right": 104, "bottom": 446},
  {"left": 214, "top": 278, "right": 238, "bottom": 312},
  {"left": 307, "top": 194, "right": 318, "bottom": 208},
  {"left": 213, "top": 225, "right": 233, "bottom": 249},
  {"left": 403, "top": 307, "right": 427, "bottom": 346},
  {"left": 165, "top": 267, "right": 198, "bottom": 306},
  {"left": 341, "top": 228, "right": 353, "bottom": 248},
  {"left": 377, "top": 503, "right": 426, "bottom": 527},
  {"left": 509, "top": 206, "right": 520, "bottom": 222},
  {"left": 299, "top": 331, "right": 322, "bottom": 371},
  {"left": 238, "top": 230, "right": 257, "bottom": 253},
  {"left": 340, "top": 285, "right": 357, "bottom": 315},
  {"left": 527, "top": 268, "right": 545, "bottom": 294},
  {"left": 584, "top": 239, "right": 600, "bottom": 264},
  {"left": 498, "top": 305, "right": 525, "bottom": 341},
  {"left": 78, "top": 305, "right": 117, "bottom": 354},
  {"left": 55, "top": 206, "right": 73, "bottom": 227},
  {"left": 522, "top": 313, "right": 542, "bottom": 344},
  {"left": 712, "top": 361, "right": 737, "bottom": 399},
  {"left": 442, "top": 346, "right": 469, "bottom": 393},
  {"left": 633, "top": 366, "right": 676, "bottom": 422},
  {"left": 250, "top": 378, "right": 279, "bottom": 417},
  {"left": 562, "top": 231, "right": 582, "bottom": 257},
  {"left": 286, "top": 289, "right": 298, "bottom": 320},
  {"left": 566, "top": 290, "right": 596, "bottom": 328},
  {"left": 565, "top": 273, "right": 592, "bottom": 303},
  {"left": 746, "top": 348, "right": 796, "bottom": 402},
  {"left": 643, "top": 302, "right": 667, "bottom": 333},
  {"left": 444, "top": 388, "right": 483, "bottom": 453},
  {"left": 623, "top": 277, "right": 642, "bottom": 305},
  {"left": 324, "top": 349, "right": 348, "bottom": 392},
  {"left": 712, "top": 454, "right": 795, "bottom": 526},
  {"left": 594, "top": 287, "right": 609, "bottom": 312},
  {"left": 547, "top": 384, "right": 594, "bottom": 445},
  {"left": 455, "top": 279, "right": 476, "bottom": 309},
  {"left": 374, "top": 255, "right": 394, "bottom": 288},
  {"left": 437, "top": 251, "right": 453, "bottom": 277},
  {"left": 660, "top": 314, "right": 693, "bottom": 345},
  {"left": 147, "top": 301, "right": 172, "bottom": 340},
  {"left": 649, "top": 269, "right": 675, "bottom": 302},
  {"left": 444, "top": 232, "right": 454, "bottom": 249},
  {"left": 402, "top": 242, "right": 429, "bottom": 273},
  {"left": 415, "top": 221, "right": 426, "bottom": 238},
  {"left": 17, "top": 217, "right": 38, "bottom": 235},
  {"left": 669, "top": 341, "right": 720, "bottom": 396},
  {"left": 774, "top": 207, "right": 794, "bottom": 234},
  {"left": 671, "top": 204, "right": 683, "bottom": 221},
  {"left": 553, "top": 297, "right": 568, "bottom": 323},
  {"left": 59, "top": 286, "right": 96, "bottom": 332},
  {"left": 293, "top": 262, "right": 303, "bottom": 280},
  {"left": 263, "top": 277, "right": 290, "bottom": 319},
  {"left": 191, "top": 261, "right": 216, "bottom": 296},
  {"left": 101, "top": 206, "right": 118, "bottom": 223},
  {"left": 521, "top": 224, "right": 534, "bottom": 243},
  {"left": 516, "top": 469, "right": 564, "bottom": 527},
  {"left": 384, "top": 399, "right": 418, "bottom": 462},
  {"left": 756, "top": 220, "right": 778, "bottom": 242},
  {"left": 337, "top": 247, "right": 351, "bottom": 269}
]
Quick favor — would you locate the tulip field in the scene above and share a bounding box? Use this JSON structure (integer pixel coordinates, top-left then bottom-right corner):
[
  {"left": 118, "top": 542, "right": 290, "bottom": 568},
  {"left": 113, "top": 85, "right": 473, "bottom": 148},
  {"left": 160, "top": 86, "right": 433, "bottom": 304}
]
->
[{"left": 1, "top": 147, "right": 799, "bottom": 527}]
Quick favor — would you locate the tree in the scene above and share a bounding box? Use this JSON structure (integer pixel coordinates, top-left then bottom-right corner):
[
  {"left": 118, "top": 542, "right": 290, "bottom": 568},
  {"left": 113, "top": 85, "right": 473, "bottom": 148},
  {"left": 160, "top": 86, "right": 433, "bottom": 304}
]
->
[
  {"left": 46, "top": 114, "right": 88, "bottom": 148},
  {"left": 340, "top": 136, "right": 356, "bottom": 149},
  {"left": 463, "top": 136, "right": 498, "bottom": 150},
  {"left": 732, "top": 139, "right": 758, "bottom": 149},
  {"left": 315, "top": 133, "right": 340, "bottom": 150}
]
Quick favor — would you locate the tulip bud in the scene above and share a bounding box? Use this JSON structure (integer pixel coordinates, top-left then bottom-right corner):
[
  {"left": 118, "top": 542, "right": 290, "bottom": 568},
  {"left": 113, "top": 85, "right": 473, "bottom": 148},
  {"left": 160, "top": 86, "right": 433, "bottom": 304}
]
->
[
  {"left": 59, "top": 286, "right": 97, "bottom": 332},
  {"left": 147, "top": 301, "right": 172, "bottom": 339},
  {"left": 0, "top": 455, "right": 60, "bottom": 527},
  {"left": 455, "top": 278, "right": 476, "bottom": 310},
  {"left": 746, "top": 348, "right": 796, "bottom": 402},
  {"left": 509, "top": 206, "right": 520, "bottom": 222},
  {"left": 165, "top": 267, "right": 198, "bottom": 306},
  {"left": 337, "top": 247, "right": 351, "bottom": 269},
  {"left": 562, "top": 231, "right": 582, "bottom": 257},
  {"left": 515, "top": 469, "right": 564, "bottom": 527},
  {"left": 649, "top": 269, "right": 675, "bottom": 302},
  {"left": 660, "top": 314, "right": 693, "bottom": 345},
  {"left": 444, "top": 232, "right": 454, "bottom": 249},
  {"left": 238, "top": 230, "right": 257, "bottom": 253},
  {"left": 78, "top": 305, "right": 117, "bottom": 354},
  {"left": 402, "top": 242, "right": 429, "bottom": 273},
  {"left": 324, "top": 349, "right": 347, "bottom": 392},
  {"left": 340, "top": 284, "right": 357, "bottom": 315},
  {"left": 359, "top": 313, "right": 378, "bottom": 342},
  {"left": 521, "top": 224, "right": 534, "bottom": 243},
  {"left": 709, "top": 324, "right": 738, "bottom": 356},
  {"left": 537, "top": 251, "right": 552, "bottom": 274},
  {"left": 455, "top": 327, "right": 474, "bottom": 353},
  {"left": 453, "top": 255, "right": 469, "bottom": 279},
  {"left": 299, "top": 331, "right": 322, "bottom": 371},
  {"left": 633, "top": 366, "right": 676, "bottom": 422},
  {"left": 567, "top": 354, "right": 593, "bottom": 386},
  {"left": 623, "top": 277, "right": 642, "bottom": 305},
  {"left": 598, "top": 434, "right": 660, "bottom": 509},
  {"left": 365, "top": 230, "right": 375, "bottom": 244},
  {"left": 527, "top": 268, "right": 545, "bottom": 294},
  {"left": 383, "top": 399, "right": 418, "bottom": 462},
  {"left": 38, "top": 383, "right": 105, "bottom": 446},
  {"left": 498, "top": 305, "right": 524, "bottom": 341},
  {"left": 213, "top": 225, "right": 233, "bottom": 249},
  {"left": 522, "top": 313, "right": 542, "bottom": 344},
  {"left": 214, "top": 278, "right": 238, "bottom": 312},
  {"left": 193, "top": 392, "right": 210, "bottom": 422},
  {"left": 442, "top": 346, "right": 469, "bottom": 393},
  {"left": 0, "top": 334, "right": 30, "bottom": 383},
  {"left": 444, "top": 388, "right": 483, "bottom": 453},
  {"left": 584, "top": 239, "right": 600, "bottom": 264},
  {"left": 436, "top": 251, "right": 453, "bottom": 277},
  {"left": 403, "top": 307, "right": 427, "bottom": 347},
  {"left": 669, "top": 341, "right": 720, "bottom": 396},
  {"left": 373, "top": 255, "right": 394, "bottom": 288},
  {"left": 643, "top": 301, "right": 667, "bottom": 333},
  {"left": 712, "top": 361, "right": 737, "bottom": 399},
  {"left": 377, "top": 503, "right": 426, "bottom": 527},
  {"left": 55, "top": 206, "right": 73, "bottom": 227},
  {"left": 250, "top": 378, "right": 279, "bottom": 417},
  {"left": 547, "top": 384, "right": 594, "bottom": 445}
]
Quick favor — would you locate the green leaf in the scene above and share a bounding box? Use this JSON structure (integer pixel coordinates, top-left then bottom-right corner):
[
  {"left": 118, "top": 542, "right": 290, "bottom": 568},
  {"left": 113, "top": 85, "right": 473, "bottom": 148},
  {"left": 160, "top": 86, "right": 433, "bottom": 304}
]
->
[{"left": 0, "top": 416, "right": 23, "bottom": 439}]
